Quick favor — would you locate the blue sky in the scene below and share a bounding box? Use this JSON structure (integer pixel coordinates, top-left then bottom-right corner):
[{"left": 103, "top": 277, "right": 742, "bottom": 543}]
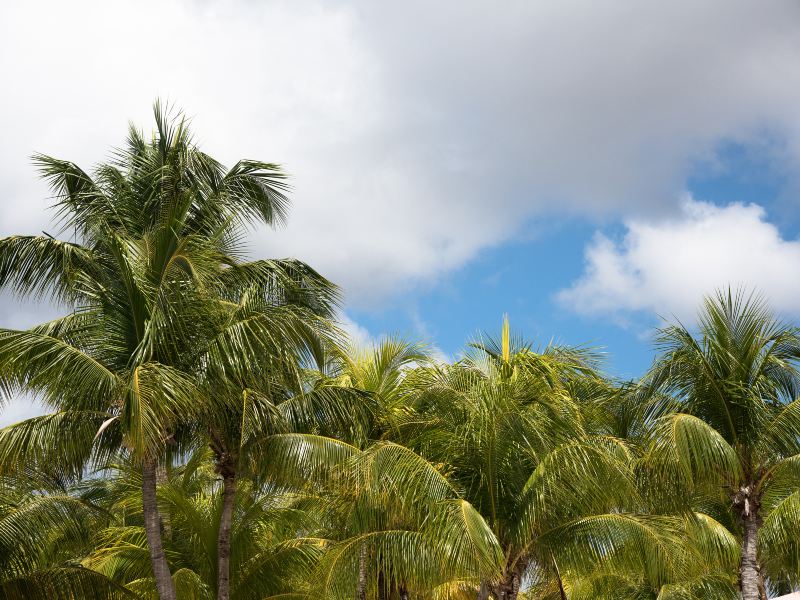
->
[
  {"left": 3, "top": 0, "right": 800, "bottom": 421},
  {"left": 349, "top": 141, "right": 799, "bottom": 380}
]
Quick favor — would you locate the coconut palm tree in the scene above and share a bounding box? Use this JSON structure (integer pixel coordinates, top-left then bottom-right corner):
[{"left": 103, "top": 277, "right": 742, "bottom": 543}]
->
[
  {"left": 84, "top": 448, "right": 325, "bottom": 599},
  {"left": 195, "top": 334, "right": 373, "bottom": 600},
  {"left": 256, "top": 430, "right": 505, "bottom": 599},
  {"left": 643, "top": 289, "right": 800, "bottom": 600},
  {"left": 0, "top": 101, "right": 328, "bottom": 600},
  {"left": 254, "top": 338, "right": 505, "bottom": 599},
  {"left": 402, "top": 317, "right": 641, "bottom": 599}
]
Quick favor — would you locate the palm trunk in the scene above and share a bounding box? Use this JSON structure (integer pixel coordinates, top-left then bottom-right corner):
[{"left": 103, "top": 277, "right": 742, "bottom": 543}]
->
[
  {"left": 740, "top": 510, "right": 761, "bottom": 600},
  {"left": 495, "top": 567, "right": 521, "bottom": 600},
  {"left": 142, "top": 457, "right": 176, "bottom": 600},
  {"left": 218, "top": 471, "right": 237, "bottom": 600},
  {"left": 510, "top": 575, "right": 520, "bottom": 600},
  {"left": 357, "top": 543, "right": 367, "bottom": 600},
  {"left": 477, "top": 582, "right": 490, "bottom": 600},
  {"left": 156, "top": 462, "right": 172, "bottom": 539},
  {"left": 737, "top": 485, "right": 763, "bottom": 600}
]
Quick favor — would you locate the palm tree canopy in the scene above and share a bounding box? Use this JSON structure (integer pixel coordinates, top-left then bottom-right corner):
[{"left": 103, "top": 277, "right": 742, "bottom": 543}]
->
[{"left": 0, "top": 101, "right": 339, "bottom": 469}]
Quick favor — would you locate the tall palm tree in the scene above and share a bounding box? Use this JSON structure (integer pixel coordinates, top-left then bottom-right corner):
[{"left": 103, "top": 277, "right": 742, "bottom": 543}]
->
[
  {"left": 309, "top": 336, "right": 433, "bottom": 598},
  {"left": 84, "top": 448, "right": 325, "bottom": 599},
  {"left": 196, "top": 332, "right": 371, "bottom": 600},
  {"left": 644, "top": 290, "right": 800, "bottom": 600},
  {"left": 257, "top": 430, "right": 505, "bottom": 599},
  {"left": 403, "top": 317, "right": 639, "bottom": 599},
  {"left": 262, "top": 338, "right": 502, "bottom": 599},
  {"left": 0, "top": 101, "right": 321, "bottom": 600}
]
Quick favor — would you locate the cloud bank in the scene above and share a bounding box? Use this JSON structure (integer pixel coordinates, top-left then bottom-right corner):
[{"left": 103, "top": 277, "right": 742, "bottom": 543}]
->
[
  {"left": 2, "top": 0, "right": 800, "bottom": 306},
  {"left": 559, "top": 199, "right": 800, "bottom": 321}
]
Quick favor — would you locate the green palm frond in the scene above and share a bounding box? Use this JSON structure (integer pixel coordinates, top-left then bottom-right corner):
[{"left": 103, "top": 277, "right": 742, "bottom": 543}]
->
[
  {"left": 0, "top": 327, "right": 120, "bottom": 411},
  {"left": 0, "top": 235, "right": 96, "bottom": 302},
  {"left": 0, "top": 411, "right": 119, "bottom": 477},
  {"left": 646, "top": 413, "right": 741, "bottom": 488},
  {"left": 0, "top": 566, "right": 134, "bottom": 600}
]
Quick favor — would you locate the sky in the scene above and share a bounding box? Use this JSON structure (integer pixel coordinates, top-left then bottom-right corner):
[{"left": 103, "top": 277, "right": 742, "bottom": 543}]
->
[{"left": 2, "top": 0, "right": 800, "bottom": 422}]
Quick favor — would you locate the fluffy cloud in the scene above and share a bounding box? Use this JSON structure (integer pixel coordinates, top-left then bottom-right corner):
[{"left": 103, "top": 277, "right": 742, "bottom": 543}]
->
[
  {"left": 337, "top": 313, "right": 375, "bottom": 350},
  {"left": 559, "top": 199, "right": 800, "bottom": 321},
  {"left": 2, "top": 1, "right": 800, "bottom": 307}
]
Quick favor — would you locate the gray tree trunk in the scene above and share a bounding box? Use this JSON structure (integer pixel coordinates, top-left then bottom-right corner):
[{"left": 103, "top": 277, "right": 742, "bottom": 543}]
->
[
  {"left": 217, "top": 472, "right": 237, "bottom": 600},
  {"left": 357, "top": 543, "right": 367, "bottom": 600},
  {"left": 477, "top": 582, "right": 490, "bottom": 600},
  {"left": 739, "top": 495, "right": 763, "bottom": 600},
  {"left": 142, "top": 457, "right": 176, "bottom": 600},
  {"left": 509, "top": 573, "right": 520, "bottom": 600},
  {"left": 491, "top": 568, "right": 521, "bottom": 600},
  {"left": 156, "top": 462, "right": 172, "bottom": 539}
]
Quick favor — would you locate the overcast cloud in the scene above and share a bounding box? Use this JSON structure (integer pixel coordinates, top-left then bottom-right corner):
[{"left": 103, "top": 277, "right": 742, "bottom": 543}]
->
[{"left": 2, "top": 0, "right": 800, "bottom": 307}]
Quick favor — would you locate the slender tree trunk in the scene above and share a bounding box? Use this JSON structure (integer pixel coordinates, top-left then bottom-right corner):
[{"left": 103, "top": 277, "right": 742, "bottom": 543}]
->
[
  {"left": 737, "top": 485, "right": 763, "bottom": 600},
  {"left": 357, "top": 543, "right": 367, "bottom": 600},
  {"left": 156, "top": 462, "right": 172, "bottom": 539},
  {"left": 509, "top": 572, "right": 520, "bottom": 600},
  {"left": 142, "top": 456, "right": 176, "bottom": 600},
  {"left": 490, "top": 567, "right": 521, "bottom": 600},
  {"left": 217, "top": 470, "right": 237, "bottom": 600},
  {"left": 477, "top": 582, "right": 490, "bottom": 600},
  {"left": 210, "top": 429, "right": 239, "bottom": 600},
  {"left": 740, "top": 512, "right": 761, "bottom": 600},
  {"left": 498, "top": 577, "right": 520, "bottom": 600}
]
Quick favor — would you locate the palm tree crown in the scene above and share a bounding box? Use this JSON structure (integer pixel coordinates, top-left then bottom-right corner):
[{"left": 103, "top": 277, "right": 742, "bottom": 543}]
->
[
  {"left": 0, "top": 101, "right": 336, "bottom": 600},
  {"left": 645, "top": 290, "right": 800, "bottom": 599}
]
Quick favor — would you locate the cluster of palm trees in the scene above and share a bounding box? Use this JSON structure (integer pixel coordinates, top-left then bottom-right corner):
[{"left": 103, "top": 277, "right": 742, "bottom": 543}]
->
[{"left": 1, "top": 104, "right": 799, "bottom": 600}]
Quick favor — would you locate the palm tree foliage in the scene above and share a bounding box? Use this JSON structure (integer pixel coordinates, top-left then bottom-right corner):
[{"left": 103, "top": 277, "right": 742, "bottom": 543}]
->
[
  {"left": 398, "top": 318, "right": 657, "bottom": 599},
  {"left": 0, "top": 469, "right": 132, "bottom": 599},
  {"left": 0, "top": 104, "right": 798, "bottom": 600},
  {"left": 81, "top": 450, "right": 324, "bottom": 600},
  {"left": 641, "top": 290, "right": 800, "bottom": 599},
  {"left": 0, "top": 101, "right": 337, "bottom": 600}
]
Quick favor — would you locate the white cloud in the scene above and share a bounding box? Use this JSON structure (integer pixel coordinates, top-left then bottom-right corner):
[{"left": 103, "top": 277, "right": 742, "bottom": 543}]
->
[
  {"left": 337, "top": 312, "right": 375, "bottom": 350},
  {"left": 559, "top": 198, "right": 800, "bottom": 321},
  {"left": 0, "top": 395, "right": 45, "bottom": 428},
  {"left": 2, "top": 0, "right": 800, "bottom": 307}
]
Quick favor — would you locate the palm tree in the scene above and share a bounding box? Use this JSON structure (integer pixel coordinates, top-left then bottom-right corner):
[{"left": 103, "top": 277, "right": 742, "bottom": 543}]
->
[
  {"left": 256, "top": 338, "right": 503, "bottom": 599},
  {"left": 84, "top": 448, "right": 325, "bottom": 599},
  {"left": 307, "top": 336, "right": 434, "bottom": 598},
  {"left": 313, "top": 335, "right": 432, "bottom": 441},
  {"left": 0, "top": 101, "right": 320, "bottom": 600},
  {"left": 257, "top": 431, "right": 505, "bottom": 599},
  {"left": 196, "top": 332, "right": 371, "bottom": 600},
  {"left": 643, "top": 289, "right": 800, "bottom": 600},
  {"left": 402, "top": 317, "right": 639, "bottom": 599}
]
